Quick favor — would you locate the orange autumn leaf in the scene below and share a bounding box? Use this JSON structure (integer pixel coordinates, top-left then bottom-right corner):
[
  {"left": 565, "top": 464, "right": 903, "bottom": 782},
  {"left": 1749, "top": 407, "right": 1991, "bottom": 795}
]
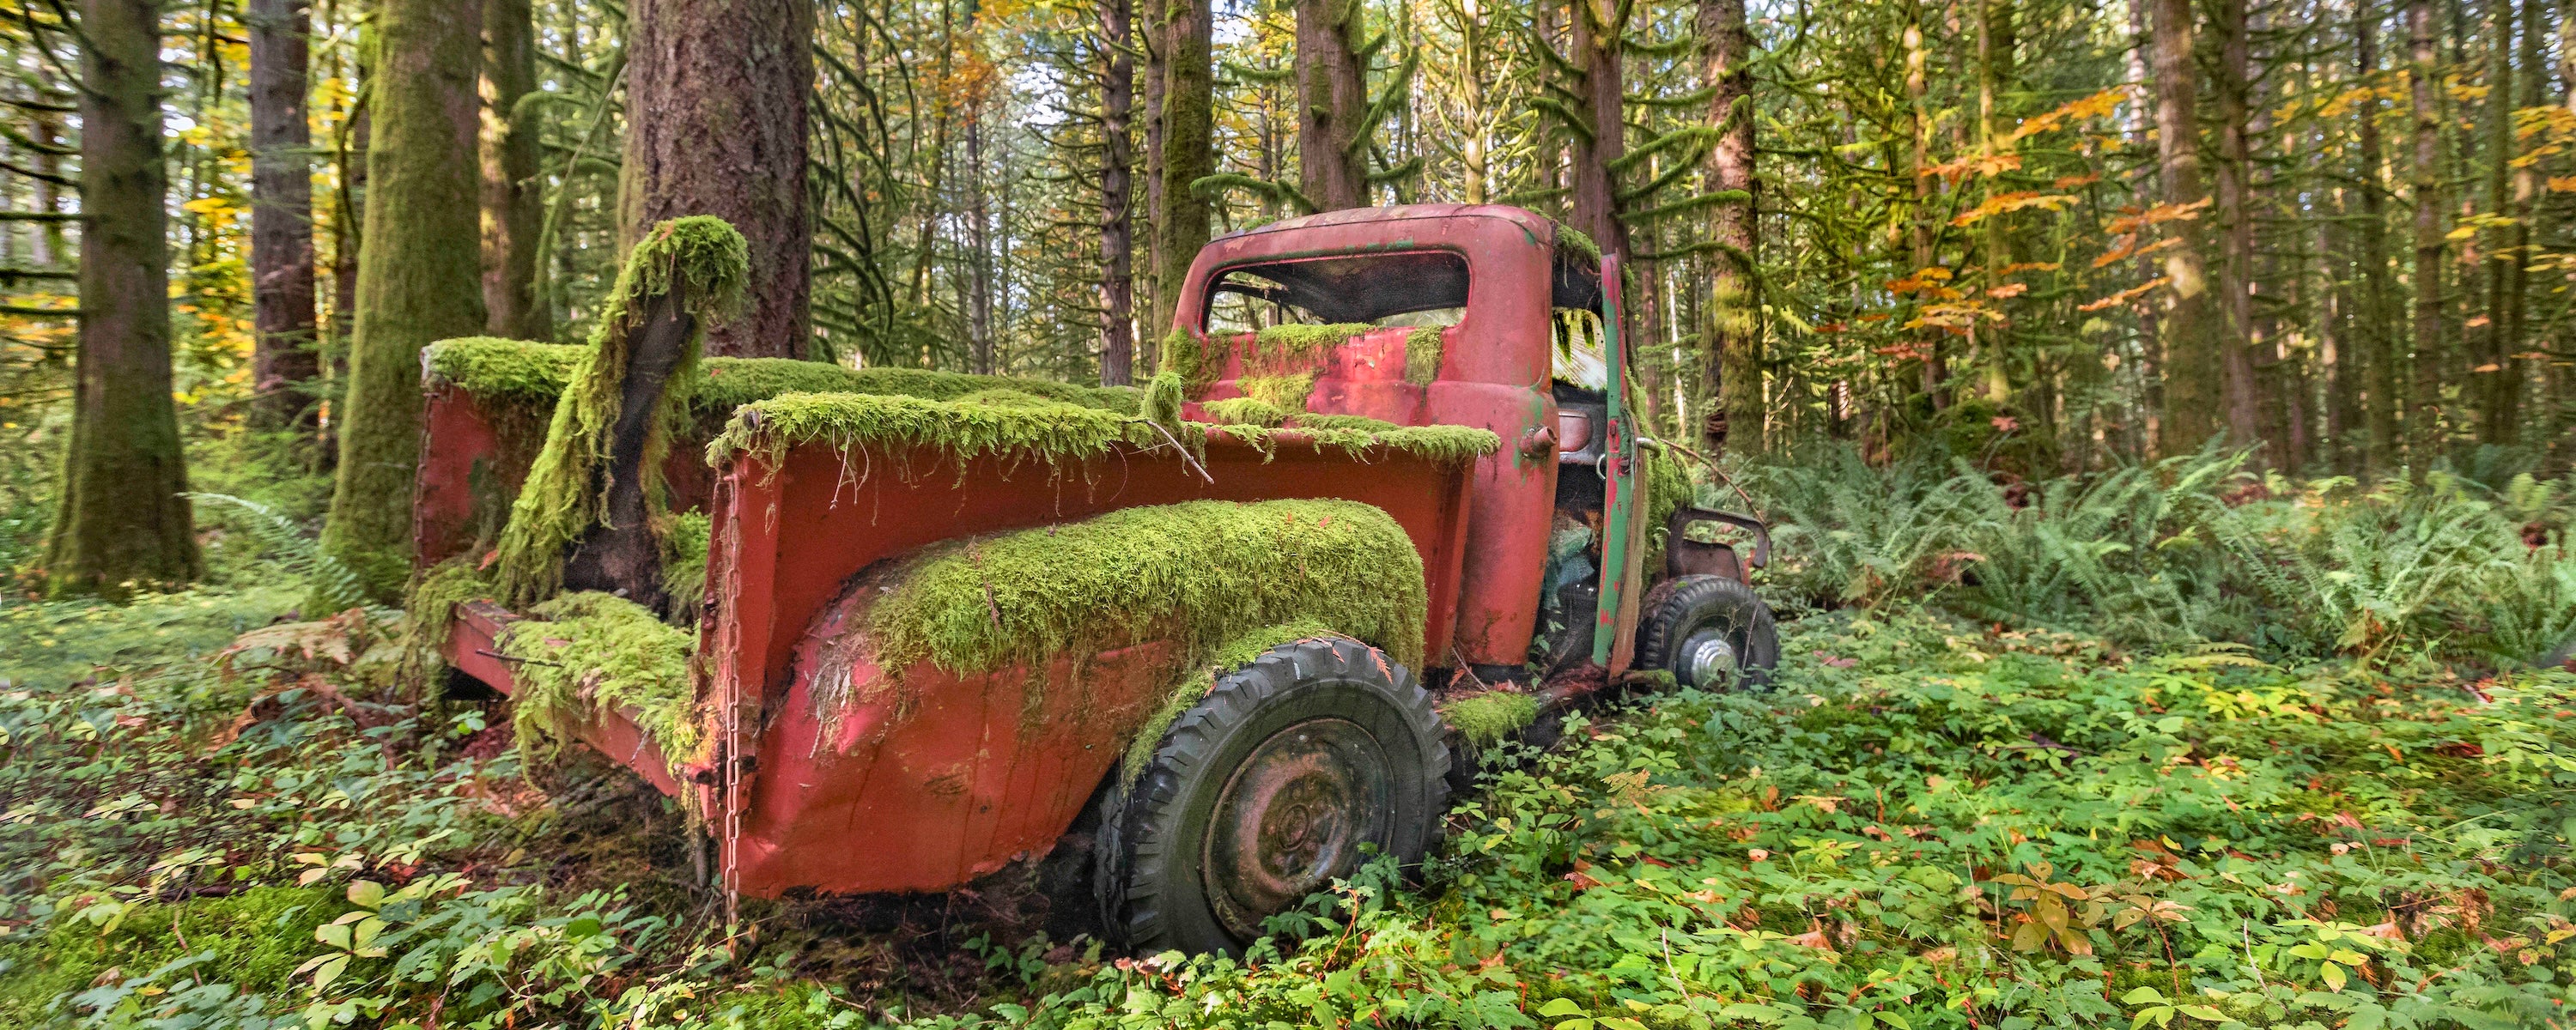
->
[
  {"left": 2006, "top": 86, "right": 2133, "bottom": 143},
  {"left": 2104, "top": 197, "right": 2213, "bottom": 235},
  {"left": 2077, "top": 277, "right": 2172, "bottom": 312},
  {"left": 1921, "top": 152, "right": 2023, "bottom": 182},
  {"left": 1953, "top": 191, "right": 2076, "bottom": 227},
  {"left": 2094, "top": 235, "right": 2183, "bottom": 269},
  {"left": 1987, "top": 282, "right": 2031, "bottom": 299}
]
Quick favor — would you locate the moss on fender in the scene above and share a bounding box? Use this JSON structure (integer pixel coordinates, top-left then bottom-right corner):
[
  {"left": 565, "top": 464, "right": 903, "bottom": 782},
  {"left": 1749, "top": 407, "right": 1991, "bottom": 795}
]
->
[
  {"left": 852, "top": 500, "right": 1428, "bottom": 727},
  {"left": 501, "top": 591, "right": 703, "bottom": 776}
]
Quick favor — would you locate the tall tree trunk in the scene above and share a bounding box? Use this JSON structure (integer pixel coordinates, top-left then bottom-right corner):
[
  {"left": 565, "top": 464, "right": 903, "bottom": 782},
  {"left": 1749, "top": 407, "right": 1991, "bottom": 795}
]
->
[
  {"left": 2476, "top": 0, "right": 2521, "bottom": 444},
  {"left": 319, "top": 0, "right": 487, "bottom": 599},
  {"left": 1296, "top": 0, "right": 1370, "bottom": 209},
  {"left": 1150, "top": 0, "right": 1212, "bottom": 336},
  {"left": 2406, "top": 0, "right": 2446, "bottom": 462},
  {"left": 2354, "top": 3, "right": 2403, "bottom": 476},
  {"left": 966, "top": 109, "right": 994, "bottom": 374},
  {"left": 620, "top": 0, "right": 811, "bottom": 358},
  {"left": 1905, "top": 10, "right": 1944, "bottom": 409},
  {"left": 2149, "top": 0, "right": 2226, "bottom": 453},
  {"left": 47, "top": 0, "right": 199, "bottom": 597},
  {"left": 1700, "top": 0, "right": 1758, "bottom": 454},
  {"left": 2509, "top": 0, "right": 2544, "bottom": 450},
  {"left": 1566, "top": 0, "right": 1626, "bottom": 266},
  {"left": 1100, "top": 0, "right": 1136, "bottom": 385},
  {"left": 29, "top": 111, "right": 66, "bottom": 268},
  {"left": 481, "top": 0, "right": 549, "bottom": 341},
  {"left": 2211, "top": 0, "right": 2263, "bottom": 449},
  {"left": 1972, "top": 0, "right": 2015, "bottom": 405},
  {"left": 250, "top": 0, "right": 319, "bottom": 429},
  {"left": 1142, "top": 0, "right": 1167, "bottom": 342}
]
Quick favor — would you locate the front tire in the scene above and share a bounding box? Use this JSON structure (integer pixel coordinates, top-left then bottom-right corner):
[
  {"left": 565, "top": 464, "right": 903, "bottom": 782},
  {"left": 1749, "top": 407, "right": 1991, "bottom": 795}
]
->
[
  {"left": 1096, "top": 637, "right": 1449, "bottom": 955},
  {"left": 1636, "top": 575, "right": 1779, "bottom": 690}
]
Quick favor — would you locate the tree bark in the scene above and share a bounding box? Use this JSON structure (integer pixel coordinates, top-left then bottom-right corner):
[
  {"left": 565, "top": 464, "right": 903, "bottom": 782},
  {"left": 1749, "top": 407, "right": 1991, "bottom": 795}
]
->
[
  {"left": 966, "top": 109, "right": 994, "bottom": 374},
  {"left": 1566, "top": 0, "right": 1626, "bottom": 266},
  {"left": 1296, "top": 0, "right": 1370, "bottom": 209},
  {"left": 2406, "top": 0, "right": 2445, "bottom": 462},
  {"left": 2148, "top": 0, "right": 2226, "bottom": 453},
  {"left": 620, "top": 0, "right": 811, "bottom": 358},
  {"left": 2211, "top": 0, "right": 2263, "bottom": 449},
  {"left": 46, "top": 0, "right": 200, "bottom": 597},
  {"left": 1100, "top": 0, "right": 1136, "bottom": 385},
  {"left": 1700, "top": 0, "right": 1759, "bottom": 454},
  {"left": 1151, "top": 0, "right": 1212, "bottom": 336},
  {"left": 320, "top": 0, "right": 487, "bottom": 598},
  {"left": 1141, "top": 0, "right": 1167, "bottom": 339},
  {"left": 2354, "top": 3, "right": 2403, "bottom": 476},
  {"left": 250, "top": 0, "right": 319, "bottom": 430},
  {"left": 481, "top": 0, "right": 550, "bottom": 341},
  {"left": 1905, "top": 9, "right": 1944, "bottom": 409},
  {"left": 2476, "top": 0, "right": 2521, "bottom": 445},
  {"left": 557, "top": 290, "right": 692, "bottom": 612}
]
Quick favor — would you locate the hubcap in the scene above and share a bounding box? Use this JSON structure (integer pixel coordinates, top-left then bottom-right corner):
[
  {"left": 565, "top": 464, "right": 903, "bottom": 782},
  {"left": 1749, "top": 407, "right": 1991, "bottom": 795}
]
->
[
  {"left": 1680, "top": 628, "right": 1739, "bottom": 688},
  {"left": 1202, "top": 718, "right": 1391, "bottom": 941}
]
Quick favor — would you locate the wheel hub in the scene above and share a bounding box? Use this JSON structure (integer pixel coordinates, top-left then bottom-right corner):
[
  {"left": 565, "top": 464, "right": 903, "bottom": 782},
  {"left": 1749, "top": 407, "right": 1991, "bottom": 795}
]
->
[
  {"left": 1202, "top": 718, "right": 1391, "bottom": 941},
  {"left": 1681, "top": 629, "right": 1739, "bottom": 688}
]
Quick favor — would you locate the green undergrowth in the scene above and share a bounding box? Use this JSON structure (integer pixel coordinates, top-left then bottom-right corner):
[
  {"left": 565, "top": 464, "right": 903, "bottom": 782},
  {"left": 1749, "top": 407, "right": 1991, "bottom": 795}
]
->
[
  {"left": 1437, "top": 688, "right": 1541, "bottom": 747},
  {"left": 0, "top": 886, "right": 337, "bottom": 1026},
  {"left": 489, "top": 217, "right": 748, "bottom": 608},
  {"left": 1121, "top": 618, "right": 1349, "bottom": 779},
  {"left": 501, "top": 591, "right": 703, "bottom": 776},
  {"left": 849, "top": 500, "right": 1426, "bottom": 727}
]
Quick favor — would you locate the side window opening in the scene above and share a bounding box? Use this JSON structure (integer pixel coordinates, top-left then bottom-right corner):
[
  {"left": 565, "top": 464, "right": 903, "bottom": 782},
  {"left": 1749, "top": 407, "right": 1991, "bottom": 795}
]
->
[{"left": 1552, "top": 307, "right": 1607, "bottom": 391}]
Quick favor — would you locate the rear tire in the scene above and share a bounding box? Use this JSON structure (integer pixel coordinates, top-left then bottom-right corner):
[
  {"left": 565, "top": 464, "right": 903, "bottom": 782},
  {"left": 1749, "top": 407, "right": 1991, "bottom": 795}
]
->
[
  {"left": 1635, "top": 575, "right": 1779, "bottom": 690},
  {"left": 1096, "top": 637, "right": 1449, "bottom": 955}
]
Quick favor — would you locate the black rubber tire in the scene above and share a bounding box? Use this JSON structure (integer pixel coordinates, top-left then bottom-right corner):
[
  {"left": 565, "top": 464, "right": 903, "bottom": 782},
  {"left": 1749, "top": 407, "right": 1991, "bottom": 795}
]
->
[
  {"left": 1095, "top": 637, "right": 1449, "bottom": 955},
  {"left": 1634, "top": 575, "right": 1780, "bottom": 690}
]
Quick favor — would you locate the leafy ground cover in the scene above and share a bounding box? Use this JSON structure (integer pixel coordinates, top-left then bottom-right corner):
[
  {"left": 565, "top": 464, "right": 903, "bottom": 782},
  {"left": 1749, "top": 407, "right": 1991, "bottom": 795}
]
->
[{"left": 5, "top": 591, "right": 2573, "bottom": 1029}]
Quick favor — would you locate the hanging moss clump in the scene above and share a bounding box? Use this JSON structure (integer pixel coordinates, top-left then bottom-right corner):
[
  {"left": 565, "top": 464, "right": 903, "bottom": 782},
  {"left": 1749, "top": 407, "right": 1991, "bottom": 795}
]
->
[
  {"left": 1404, "top": 325, "right": 1445, "bottom": 386},
  {"left": 489, "top": 216, "right": 750, "bottom": 607},
  {"left": 1290, "top": 412, "right": 1401, "bottom": 433},
  {"left": 501, "top": 591, "right": 703, "bottom": 776},
  {"left": 1639, "top": 449, "right": 1697, "bottom": 577},
  {"left": 1159, "top": 327, "right": 1212, "bottom": 396},
  {"left": 1555, "top": 223, "right": 1602, "bottom": 264},
  {"left": 659, "top": 510, "right": 714, "bottom": 624},
  {"left": 849, "top": 500, "right": 1428, "bottom": 724},
  {"left": 398, "top": 558, "right": 497, "bottom": 685},
  {"left": 1200, "top": 397, "right": 1290, "bottom": 427},
  {"left": 1438, "top": 689, "right": 1541, "bottom": 747}
]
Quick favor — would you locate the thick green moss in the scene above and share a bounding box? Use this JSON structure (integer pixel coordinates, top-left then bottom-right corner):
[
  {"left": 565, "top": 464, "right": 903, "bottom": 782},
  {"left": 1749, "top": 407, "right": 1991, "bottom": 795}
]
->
[
  {"left": 1236, "top": 371, "right": 1321, "bottom": 411},
  {"left": 1200, "top": 397, "right": 1291, "bottom": 427},
  {"left": 0, "top": 886, "right": 337, "bottom": 1025},
  {"left": 422, "top": 337, "right": 1142, "bottom": 425},
  {"left": 1121, "top": 618, "right": 1346, "bottom": 779},
  {"left": 490, "top": 217, "right": 749, "bottom": 606},
  {"left": 1289, "top": 412, "right": 1401, "bottom": 433},
  {"left": 1405, "top": 325, "right": 1445, "bottom": 386},
  {"left": 1555, "top": 222, "right": 1602, "bottom": 264},
  {"left": 1640, "top": 449, "right": 1697, "bottom": 578},
  {"left": 855, "top": 500, "right": 1428, "bottom": 725},
  {"left": 1439, "top": 689, "right": 1541, "bottom": 747},
  {"left": 660, "top": 509, "right": 714, "bottom": 623},
  {"left": 502, "top": 591, "right": 702, "bottom": 773},
  {"left": 400, "top": 558, "right": 496, "bottom": 682},
  {"left": 706, "top": 390, "right": 1159, "bottom": 477},
  {"left": 1145, "top": 370, "right": 1187, "bottom": 427}
]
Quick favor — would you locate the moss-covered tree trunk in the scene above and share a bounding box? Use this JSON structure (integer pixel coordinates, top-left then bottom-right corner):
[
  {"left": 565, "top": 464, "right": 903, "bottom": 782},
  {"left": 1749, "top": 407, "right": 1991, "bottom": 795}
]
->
[
  {"left": 46, "top": 0, "right": 199, "bottom": 597},
  {"left": 320, "top": 0, "right": 489, "bottom": 598},
  {"left": 1295, "top": 0, "right": 1370, "bottom": 210},
  {"left": 2404, "top": 0, "right": 2445, "bottom": 464},
  {"left": 250, "top": 0, "right": 319, "bottom": 430},
  {"left": 1565, "top": 0, "right": 1626, "bottom": 267},
  {"left": 619, "top": 0, "right": 811, "bottom": 359},
  {"left": 1699, "top": 0, "right": 1758, "bottom": 454},
  {"left": 1151, "top": 0, "right": 1212, "bottom": 335},
  {"left": 481, "top": 0, "right": 550, "bottom": 342}
]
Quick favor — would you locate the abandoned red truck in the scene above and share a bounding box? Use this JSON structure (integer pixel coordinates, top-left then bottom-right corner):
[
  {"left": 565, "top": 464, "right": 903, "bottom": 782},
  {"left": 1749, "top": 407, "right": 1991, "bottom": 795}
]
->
[{"left": 414, "top": 203, "right": 1780, "bottom": 955}]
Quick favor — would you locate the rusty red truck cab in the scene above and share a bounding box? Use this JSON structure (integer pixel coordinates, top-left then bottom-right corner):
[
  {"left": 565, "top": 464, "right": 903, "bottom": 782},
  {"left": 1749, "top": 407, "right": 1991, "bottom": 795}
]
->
[{"left": 420, "top": 204, "right": 1776, "bottom": 955}]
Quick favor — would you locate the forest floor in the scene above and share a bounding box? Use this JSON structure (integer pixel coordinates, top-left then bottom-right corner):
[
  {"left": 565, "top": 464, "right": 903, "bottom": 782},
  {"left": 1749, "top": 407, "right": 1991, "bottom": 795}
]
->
[{"left": 3, "top": 586, "right": 2574, "bottom": 1029}]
